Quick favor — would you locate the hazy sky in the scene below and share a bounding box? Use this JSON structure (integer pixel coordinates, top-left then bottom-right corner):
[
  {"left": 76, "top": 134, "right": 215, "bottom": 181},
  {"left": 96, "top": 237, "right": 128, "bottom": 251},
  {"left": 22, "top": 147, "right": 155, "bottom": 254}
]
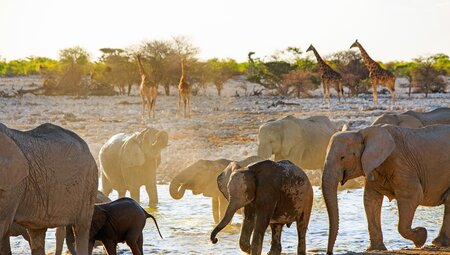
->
[{"left": 1, "top": 0, "right": 449, "bottom": 62}]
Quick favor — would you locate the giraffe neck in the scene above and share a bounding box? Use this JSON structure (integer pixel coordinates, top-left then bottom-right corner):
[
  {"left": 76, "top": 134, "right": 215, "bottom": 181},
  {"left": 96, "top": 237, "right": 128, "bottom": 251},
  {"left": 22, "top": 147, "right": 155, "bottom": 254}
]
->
[
  {"left": 356, "top": 44, "right": 378, "bottom": 69},
  {"left": 180, "top": 61, "right": 185, "bottom": 83},
  {"left": 137, "top": 57, "right": 148, "bottom": 77},
  {"left": 311, "top": 48, "right": 330, "bottom": 71}
]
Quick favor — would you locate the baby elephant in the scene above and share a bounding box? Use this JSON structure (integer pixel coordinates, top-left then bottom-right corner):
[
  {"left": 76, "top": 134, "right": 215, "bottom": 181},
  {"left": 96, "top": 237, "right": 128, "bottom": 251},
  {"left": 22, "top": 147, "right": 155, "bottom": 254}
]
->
[
  {"left": 211, "top": 160, "right": 313, "bottom": 255},
  {"left": 67, "top": 197, "right": 162, "bottom": 255}
]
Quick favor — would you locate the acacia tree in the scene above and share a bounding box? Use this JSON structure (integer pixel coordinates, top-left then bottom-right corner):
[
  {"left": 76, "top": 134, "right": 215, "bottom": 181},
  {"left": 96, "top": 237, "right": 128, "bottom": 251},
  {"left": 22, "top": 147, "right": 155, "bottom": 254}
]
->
[
  {"left": 207, "top": 58, "right": 241, "bottom": 96},
  {"left": 328, "top": 50, "right": 369, "bottom": 96},
  {"left": 412, "top": 57, "right": 447, "bottom": 97}
]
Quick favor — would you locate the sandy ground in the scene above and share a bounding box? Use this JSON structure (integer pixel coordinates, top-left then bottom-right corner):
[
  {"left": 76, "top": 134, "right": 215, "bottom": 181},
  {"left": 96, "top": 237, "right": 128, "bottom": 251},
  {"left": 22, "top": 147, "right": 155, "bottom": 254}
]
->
[{"left": 1, "top": 77, "right": 449, "bottom": 254}]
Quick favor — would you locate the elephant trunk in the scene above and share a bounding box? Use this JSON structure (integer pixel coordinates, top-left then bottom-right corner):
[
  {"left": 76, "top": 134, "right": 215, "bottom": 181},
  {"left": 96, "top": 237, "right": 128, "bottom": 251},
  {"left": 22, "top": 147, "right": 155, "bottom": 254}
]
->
[
  {"left": 257, "top": 143, "right": 272, "bottom": 159},
  {"left": 169, "top": 177, "right": 186, "bottom": 200},
  {"left": 210, "top": 203, "right": 240, "bottom": 244},
  {"left": 322, "top": 162, "right": 341, "bottom": 255}
]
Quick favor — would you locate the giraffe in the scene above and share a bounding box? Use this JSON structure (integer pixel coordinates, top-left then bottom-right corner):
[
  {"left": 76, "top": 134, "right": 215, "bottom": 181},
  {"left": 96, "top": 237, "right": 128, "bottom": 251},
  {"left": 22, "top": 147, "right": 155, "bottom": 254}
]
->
[
  {"left": 350, "top": 39, "right": 396, "bottom": 105},
  {"left": 136, "top": 54, "right": 158, "bottom": 119},
  {"left": 307, "top": 44, "right": 344, "bottom": 104},
  {"left": 177, "top": 58, "right": 191, "bottom": 118}
]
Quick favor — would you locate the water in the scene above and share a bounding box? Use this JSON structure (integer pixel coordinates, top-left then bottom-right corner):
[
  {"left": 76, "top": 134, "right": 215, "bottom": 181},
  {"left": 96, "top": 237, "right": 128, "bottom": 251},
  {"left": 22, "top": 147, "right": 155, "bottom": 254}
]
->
[{"left": 10, "top": 185, "right": 444, "bottom": 254}]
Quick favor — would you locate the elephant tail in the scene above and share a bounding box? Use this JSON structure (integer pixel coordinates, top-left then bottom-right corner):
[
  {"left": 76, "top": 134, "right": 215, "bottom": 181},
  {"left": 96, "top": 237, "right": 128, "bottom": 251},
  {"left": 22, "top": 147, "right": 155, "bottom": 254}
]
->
[{"left": 145, "top": 211, "right": 163, "bottom": 239}]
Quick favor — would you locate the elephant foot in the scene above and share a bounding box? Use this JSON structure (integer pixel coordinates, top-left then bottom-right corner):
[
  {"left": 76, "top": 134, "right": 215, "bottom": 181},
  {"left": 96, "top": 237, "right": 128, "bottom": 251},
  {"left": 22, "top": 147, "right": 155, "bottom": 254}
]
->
[
  {"left": 267, "top": 246, "right": 281, "bottom": 255},
  {"left": 239, "top": 242, "right": 251, "bottom": 254},
  {"left": 432, "top": 234, "right": 449, "bottom": 247},
  {"left": 411, "top": 227, "right": 428, "bottom": 248},
  {"left": 367, "top": 242, "right": 387, "bottom": 251}
]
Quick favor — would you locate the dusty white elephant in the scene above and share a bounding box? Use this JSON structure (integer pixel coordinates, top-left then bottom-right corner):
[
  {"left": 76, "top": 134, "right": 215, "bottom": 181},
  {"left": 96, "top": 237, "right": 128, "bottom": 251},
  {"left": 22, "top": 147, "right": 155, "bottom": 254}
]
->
[
  {"left": 169, "top": 156, "right": 263, "bottom": 223},
  {"left": 100, "top": 128, "right": 168, "bottom": 206},
  {"left": 0, "top": 123, "right": 98, "bottom": 255},
  {"left": 257, "top": 115, "right": 358, "bottom": 187},
  {"left": 372, "top": 107, "right": 450, "bottom": 128}
]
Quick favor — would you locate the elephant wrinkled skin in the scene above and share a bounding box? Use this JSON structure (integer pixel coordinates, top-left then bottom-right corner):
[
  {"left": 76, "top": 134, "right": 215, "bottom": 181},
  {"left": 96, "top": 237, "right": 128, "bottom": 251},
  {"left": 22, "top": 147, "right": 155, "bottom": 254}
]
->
[
  {"left": 169, "top": 156, "right": 262, "bottom": 223},
  {"left": 372, "top": 107, "right": 450, "bottom": 128},
  {"left": 211, "top": 160, "right": 313, "bottom": 255},
  {"left": 100, "top": 128, "right": 168, "bottom": 206},
  {"left": 322, "top": 125, "right": 450, "bottom": 254},
  {"left": 0, "top": 123, "right": 98, "bottom": 255}
]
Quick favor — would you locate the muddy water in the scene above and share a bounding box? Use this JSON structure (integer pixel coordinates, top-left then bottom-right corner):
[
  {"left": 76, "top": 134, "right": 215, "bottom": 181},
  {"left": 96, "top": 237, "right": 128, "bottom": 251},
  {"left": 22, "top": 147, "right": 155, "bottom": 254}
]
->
[{"left": 9, "top": 185, "right": 443, "bottom": 254}]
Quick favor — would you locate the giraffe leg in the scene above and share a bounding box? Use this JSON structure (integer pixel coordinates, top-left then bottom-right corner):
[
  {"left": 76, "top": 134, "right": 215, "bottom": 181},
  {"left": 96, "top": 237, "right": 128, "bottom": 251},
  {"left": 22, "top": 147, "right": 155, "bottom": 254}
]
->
[
  {"left": 326, "top": 81, "right": 331, "bottom": 105},
  {"left": 341, "top": 81, "right": 346, "bottom": 103},
  {"left": 140, "top": 93, "right": 146, "bottom": 120},
  {"left": 322, "top": 82, "right": 327, "bottom": 104},
  {"left": 372, "top": 80, "right": 378, "bottom": 106},
  {"left": 177, "top": 92, "right": 181, "bottom": 117},
  {"left": 187, "top": 97, "right": 191, "bottom": 118}
]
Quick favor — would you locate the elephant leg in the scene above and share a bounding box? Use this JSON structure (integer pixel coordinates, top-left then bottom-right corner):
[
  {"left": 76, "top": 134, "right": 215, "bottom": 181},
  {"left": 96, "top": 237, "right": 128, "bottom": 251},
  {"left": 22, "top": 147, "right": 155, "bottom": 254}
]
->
[
  {"left": 397, "top": 198, "right": 427, "bottom": 248},
  {"left": 268, "top": 223, "right": 283, "bottom": 255},
  {"left": 251, "top": 207, "right": 273, "bottom": 255},
  {"left": 118, "top": 190, "right": 126, "bottom": 198},
  {"left": 239, "top": 204, "right": 255, "bottom": 253},
  {"left": 130, "top": 186, "right": 141, "bottom": 205},
  {"left": 364, "top": 186, "right": 387, "bottom": 250},
  {"left": 433, "top": 192, "right": 450, "bottom": 247},
  {"left": 101, "top": 173, "right": 113, "bottom": 197},
  {"left": 146, "top": 175, "right": 158, "bottom": 206},
  {"left": 54, "top": 226, "right": 65, "bottom": 255},
  {"left": 65, "top": 225, "right": 77, "bottom": 255},
  {"left": 212, "top": 197, "right": 220, "bottom": 224},
  {"left": 137, "top": 233, "right": 144, "bottom": 255},
  {"left": 27, "top": 228, "right": 47, "bottom": 255},
  {"left": 297, "top": 210, "right": 312, "bottom": 255},
  {"left": 74, "top": 219, "right": 91, "bottom": 255},
  {"left": 103, "top": 240, "right": 117, "bottom": 255},
  {"left": 1, "top": 235, "right": 11, "bottom": 255},
  {"left": 126, "top": 238, "right": 142, "bottom": 255}
]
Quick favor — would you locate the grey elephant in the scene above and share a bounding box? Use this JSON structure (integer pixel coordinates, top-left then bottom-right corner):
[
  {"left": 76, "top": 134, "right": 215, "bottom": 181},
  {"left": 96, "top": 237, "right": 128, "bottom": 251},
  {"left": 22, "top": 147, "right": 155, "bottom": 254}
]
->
[
  {"left": 100, "top": 128, "right": 168, "bottom": 206},
  {"left": 322, "top": 125, "right": 450, "bottom": 254},
  {"left": 169, "top": 156, "right": 262, "bottom": 223},
  {"left": 372, "top": 107, "right": 450, "bottom": 128},
  {"left": 211, "top": 160, "right": 313, "bottom": 255},
  {"left": 0, "top": 123, "right": 98, "bottom": 255}
]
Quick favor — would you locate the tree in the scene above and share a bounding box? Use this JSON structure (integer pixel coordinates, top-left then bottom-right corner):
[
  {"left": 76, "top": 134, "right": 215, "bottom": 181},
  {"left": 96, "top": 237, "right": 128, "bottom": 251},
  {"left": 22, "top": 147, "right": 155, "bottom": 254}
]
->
[
  {"left": 328, "top": 50, "right": 369, "bottom": 96},
  {"left": 282, "top": 70, "right": 316, "bottom": 98},
  {"left": 207, "top": 58, "right": 241, "bottom": 96},
  {"left": 412, "top": 57, "right": 447, "bottom": 97}
]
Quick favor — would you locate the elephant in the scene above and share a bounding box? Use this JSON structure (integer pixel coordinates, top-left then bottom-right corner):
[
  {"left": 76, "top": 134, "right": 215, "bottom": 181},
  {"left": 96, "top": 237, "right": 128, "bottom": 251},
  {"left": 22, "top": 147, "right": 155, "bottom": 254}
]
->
[
  {"left": 321, "top": 124, "right": 450, "bottom": 254},
  {"left": 372, "top": 107, "right": 450, "bottom": 128},
  {"left": 257, "top": 115, "right": 361, "bottom": 188},
  {"left": 169, "top": 156, "right": 263, "bottom": 223},
  {"left": 211, "top": 160, "right": 313, "bottom": 255},
  {"left": 5, "top": 191, "right": 110, "bottom": 255},
  {"left": 0, "top": 123, "right": 98, "bottom": 255},
  {"left": 66, "top": 197, "right": 162, "bottom": 255},
  {"left": 100, "top": 128, "right": 168, "bottom": 206}
]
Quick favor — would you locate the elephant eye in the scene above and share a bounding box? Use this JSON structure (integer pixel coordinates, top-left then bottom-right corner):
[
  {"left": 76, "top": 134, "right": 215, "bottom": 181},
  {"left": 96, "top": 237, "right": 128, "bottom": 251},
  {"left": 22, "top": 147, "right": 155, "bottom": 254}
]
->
[{"left": 340, "top": 156, "right": 345, "bottom": 160}]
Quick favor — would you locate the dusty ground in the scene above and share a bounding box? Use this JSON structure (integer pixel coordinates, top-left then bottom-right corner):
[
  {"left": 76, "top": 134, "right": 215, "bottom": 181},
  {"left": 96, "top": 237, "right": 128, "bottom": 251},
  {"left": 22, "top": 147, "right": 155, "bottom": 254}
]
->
[{"left": 1, "top": 77, "right": 449, "bottom": 254}]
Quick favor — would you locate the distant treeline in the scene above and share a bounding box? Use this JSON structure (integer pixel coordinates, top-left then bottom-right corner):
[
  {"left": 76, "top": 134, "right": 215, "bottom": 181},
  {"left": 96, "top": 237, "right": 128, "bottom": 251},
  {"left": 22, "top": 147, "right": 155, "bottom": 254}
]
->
[{"left": 1, "top": 37, "right": 449, "bottom": 97}]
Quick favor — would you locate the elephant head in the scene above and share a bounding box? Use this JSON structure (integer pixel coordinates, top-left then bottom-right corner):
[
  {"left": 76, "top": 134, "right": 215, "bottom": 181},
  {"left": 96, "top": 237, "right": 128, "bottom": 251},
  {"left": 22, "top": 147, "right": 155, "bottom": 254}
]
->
[
  {"left": 169, "top": 159, "right": 231, "bottom": 200},
  {"left": 120, "top": 128, "right": 168, "bottom": 169},
  {"left": 372, "top": 113, "right": 423, "bottom": 128},
  {"left": 322, "top": 126, "right": 395, "bottom": 254},
  {"left": 211, "top": 160, "right": 279, "bottom": 244}
]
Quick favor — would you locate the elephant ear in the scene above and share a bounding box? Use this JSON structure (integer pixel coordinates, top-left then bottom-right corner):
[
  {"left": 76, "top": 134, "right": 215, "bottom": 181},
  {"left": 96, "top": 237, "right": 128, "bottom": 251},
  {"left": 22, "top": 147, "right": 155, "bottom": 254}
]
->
[
  {"left": 360, "top": 126, "right": 395, "bottom": 181},
  {"left": 0, "top": 132, "right": 29, "bottom": 190},
  {"left": 91, "top": 206, "right": 108, "bottom": 239},
  {"left": 120, "top": 133, "right": 145, "bottom": 168},
  {"left": 217, "top": 162, "right": 241, "bottom": 200}
]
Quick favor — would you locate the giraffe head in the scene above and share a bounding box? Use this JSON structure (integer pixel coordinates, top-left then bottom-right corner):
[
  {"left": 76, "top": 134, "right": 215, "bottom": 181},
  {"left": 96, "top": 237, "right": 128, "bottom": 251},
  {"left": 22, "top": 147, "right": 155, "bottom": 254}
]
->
[
  {"left": 350, "top": 39, "right": 360, "bottom": 49},
  {"left": 306, "top": 44, "right": 315, "bottom": 52}
]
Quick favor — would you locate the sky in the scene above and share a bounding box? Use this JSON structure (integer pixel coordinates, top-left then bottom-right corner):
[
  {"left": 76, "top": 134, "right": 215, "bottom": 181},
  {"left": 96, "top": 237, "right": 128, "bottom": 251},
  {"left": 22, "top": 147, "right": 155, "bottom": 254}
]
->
[{"left": 0, "top": 0, "right": 449, "bottom": 62}]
